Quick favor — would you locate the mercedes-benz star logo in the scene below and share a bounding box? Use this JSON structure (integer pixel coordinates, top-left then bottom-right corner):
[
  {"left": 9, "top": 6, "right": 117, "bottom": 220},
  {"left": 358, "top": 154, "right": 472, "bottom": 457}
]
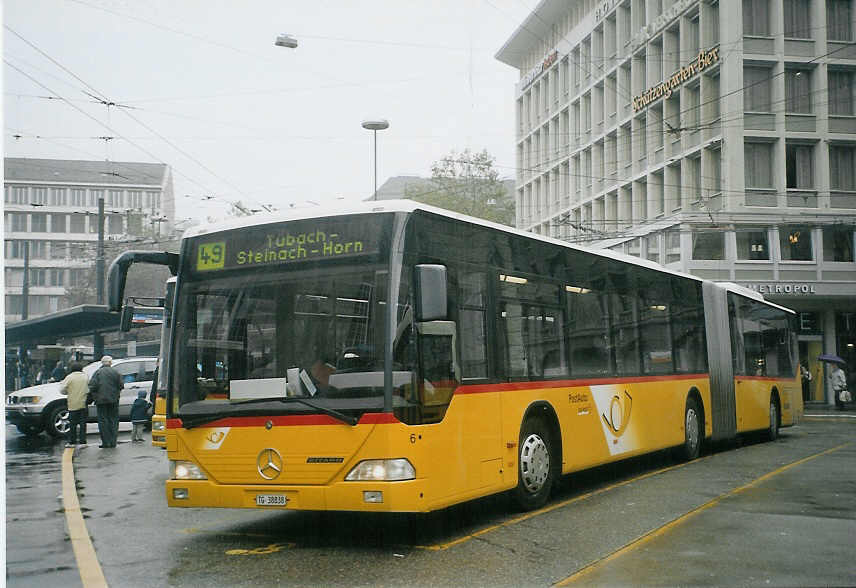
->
[{"left": 257, "top": 448, "right": 283, "bottom": 480}]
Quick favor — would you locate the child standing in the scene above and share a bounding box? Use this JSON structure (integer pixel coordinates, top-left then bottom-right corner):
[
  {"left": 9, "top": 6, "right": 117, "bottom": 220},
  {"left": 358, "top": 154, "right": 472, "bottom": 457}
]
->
[{"left": 130, "top": 389, "right": 151, "bottom": 442}]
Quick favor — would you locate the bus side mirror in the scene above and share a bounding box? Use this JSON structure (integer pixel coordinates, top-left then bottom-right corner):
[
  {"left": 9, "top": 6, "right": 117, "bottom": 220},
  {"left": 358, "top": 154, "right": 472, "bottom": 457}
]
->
[
  {"left": 120, "top": 305, "right": 135, "bottom": 332},
  {"left": 414, "top": 264, "right": 447, "bottom": 322}
]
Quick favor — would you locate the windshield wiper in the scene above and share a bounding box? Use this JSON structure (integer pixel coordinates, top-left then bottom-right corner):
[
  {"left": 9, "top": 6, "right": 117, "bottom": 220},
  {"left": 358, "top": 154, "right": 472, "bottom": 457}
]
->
[{"left": 182, "top": 396, "right": 359, "bottom": 428}]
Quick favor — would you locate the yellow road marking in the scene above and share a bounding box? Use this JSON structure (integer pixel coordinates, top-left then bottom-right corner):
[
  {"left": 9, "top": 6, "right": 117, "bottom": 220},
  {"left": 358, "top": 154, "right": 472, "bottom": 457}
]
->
[
  {"left": 62, "top": 447, "right": 109, "bottom": 587},
  {"left": 415, "top": 455, "right": 712, "bottom": 551},
  {"left": 225, "top": 542, "right": 293, "bottom": 555},
  {"left": 555, "top": 442, "right": 853, "bottom": 586}
]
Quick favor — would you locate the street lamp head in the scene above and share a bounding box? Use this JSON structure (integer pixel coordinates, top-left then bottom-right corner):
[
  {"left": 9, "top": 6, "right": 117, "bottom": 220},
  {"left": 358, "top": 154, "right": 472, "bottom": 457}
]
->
[
  {"left": 275, "top": 33, "right": 298, "bottom": 48},
  {"left": 361, "top": 119, "right": 389, "bottom": 131}
]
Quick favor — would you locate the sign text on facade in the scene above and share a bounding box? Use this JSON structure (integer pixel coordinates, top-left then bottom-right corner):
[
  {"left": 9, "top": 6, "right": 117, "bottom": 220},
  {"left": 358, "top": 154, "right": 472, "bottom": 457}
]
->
[{"left": 632, "top": 46, "right": 719, "bottom": 112}]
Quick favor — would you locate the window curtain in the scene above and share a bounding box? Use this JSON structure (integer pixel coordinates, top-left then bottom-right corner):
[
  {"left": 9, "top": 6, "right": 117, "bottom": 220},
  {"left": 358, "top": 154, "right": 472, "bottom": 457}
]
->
[
  {"left": 828, "top": 71, "right": 854, "bottom": 115},
  {"left": 784, "top": 0, "right": 811, "bottom": 38},
  {"left": 827, "top": 0, "right": 853, "bottom": 41},
  {"left": 830, "top": 146, "right": 856, "bottom": 190},
  {"left": 785, "top": 70, "right": 812, "bottom": 113},
  {"left": 743, "top": 0, "right": 769, "bottom": 35},
  {"left": 745, "top": 142, "right": 773, "bottom": 189},
  {"left": 744, "top": 67, "right": 772, "bottom": 111}
]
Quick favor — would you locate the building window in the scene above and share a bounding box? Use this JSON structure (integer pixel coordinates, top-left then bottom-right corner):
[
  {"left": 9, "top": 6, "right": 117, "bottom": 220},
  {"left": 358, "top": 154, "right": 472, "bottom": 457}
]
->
[
  {"left": 50, "top": 187, "right": 66, "bottom": 206},
  {"left": 5, "top": 268, "right": 24, "bottom": 287},
  {"left": 70, "top": 189, "right": 86, "bottom": 207},
  {"left": 31, "top": 187, "right": 48, "bottom": 205},
  {"left": 29, "top": 269, "right": 46, "bottom": 287},
  {"left": 8, "top": 186, "right": 28, "bottom": 204},
  {"left": 69, "top": 214, "right": 86, "bottom": 233},
  {"left": 743, "top": 0, "right": 769, "bottom": 35},
  {"left": 744, "top": 142, "right": 774, "bottom": 189},
  {"left": 29, "top": 241, "right": 47, "bottom": 259},
  {"left": 692, "top": 231, "right": 725, "bottom": 259},
  {"left": 823, "top": 226, "right": 854, "bottom": 262},
  {"left": 827, "top": 0, "right": 853, "bottom": 41},
  {"left": 7, "top": 212, "right": 27, "bottom": 232},
  {"left": 30, "top": 213, "right": 47, "bottom": 232},
  {"left": 784, "top": 0, "right": 811, "bottom": 38},
  {"left": 50, "top": 241, "right": 67, "bottom": 260},
  {"left": 737, "top": 229, "right": 770, "bottom": 260},
  {"left": 744, "top": 66, "right": 772, "bottom": 111},
  {"left": 780, "top": 225, "right": 813, "bottom": 261},
  {"left": 108, "top": 213, "right": 123, "bottom": 234},
  {"left": 646, "top": 233, "right": 660, "bottom": 263},
  {"left": 830, "top": 145, "right": 856, "bottom": 191},
  {"left": 51, "top": 214, "right": 67, "bottom": 233},
  {"left": 88, "top": 189, "right": 103, "bottom": 207},
  {"left": 829, "top": 71, "right": 854, "bottom": 115},
  {"left": 665, "top": 229, "right": 681, "bottom": 263},
  {"left": 107, "top": 190, "right": 123, "bottom": 208},
  {"left": 49, "top": 269, "right": 65, "bottom": 287},
  {"left": 128, "top": 190, "right": 143, "bottom": 208},
  {"left": 785, "top": 69, "right": 812, "bottom": 113},
  {"left": 786, "top": 144, "right": 814, "bottom": 189},
  {"left": 6, "top": 296, "right": 23, "bottom": 315}
]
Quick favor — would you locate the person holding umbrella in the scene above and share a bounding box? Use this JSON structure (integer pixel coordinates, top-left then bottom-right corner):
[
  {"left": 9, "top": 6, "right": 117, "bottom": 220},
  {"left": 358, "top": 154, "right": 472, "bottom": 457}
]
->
[
  {"left": 820, "top": 354, "right": 850, "bottom": 410},
  {"left": 831, "top": 361, "right": 849, "bottom": 410}
]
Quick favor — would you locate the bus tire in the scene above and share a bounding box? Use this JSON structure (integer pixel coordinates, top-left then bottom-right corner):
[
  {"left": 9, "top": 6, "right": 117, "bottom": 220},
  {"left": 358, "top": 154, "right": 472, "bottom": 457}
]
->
[
  {"left": 680, "top": 397, "right": 702, "bottom": 461},
  {"left": 765, "top": 396, "right": 779, "bottom": 441},
  {"left": 512, "top": 417, "right": 554, "bottom": 511}
]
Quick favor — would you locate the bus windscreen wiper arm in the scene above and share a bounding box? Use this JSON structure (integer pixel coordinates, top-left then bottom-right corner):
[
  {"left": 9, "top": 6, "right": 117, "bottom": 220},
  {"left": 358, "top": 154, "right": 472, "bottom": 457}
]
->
[
  {"left": 225, "top": 396, "right": 359, "bottom": 426},
  {"left": 181, "top": 397, "right": 359, "bottom": 428}
]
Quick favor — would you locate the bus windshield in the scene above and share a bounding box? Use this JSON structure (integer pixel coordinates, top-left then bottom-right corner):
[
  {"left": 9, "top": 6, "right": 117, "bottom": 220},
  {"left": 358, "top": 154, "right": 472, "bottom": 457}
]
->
[{"left": 172, "top": 265, "right": 412, "bottom": 421}]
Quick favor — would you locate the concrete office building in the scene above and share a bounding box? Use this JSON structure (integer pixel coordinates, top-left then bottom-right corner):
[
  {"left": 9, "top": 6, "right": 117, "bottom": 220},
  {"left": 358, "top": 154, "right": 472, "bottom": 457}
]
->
[
  {"left": 496, "top": 0, "right": 856, "bottom": 403},
  {"left": 4, "top": 158, "right": 174, "bottom": 322}
]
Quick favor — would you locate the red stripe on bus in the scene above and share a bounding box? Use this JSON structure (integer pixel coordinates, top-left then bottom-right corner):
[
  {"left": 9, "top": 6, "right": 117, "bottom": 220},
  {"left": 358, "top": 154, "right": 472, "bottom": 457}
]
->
[
  {"left": 167, "top": 412, "right": 399, "bottom": 429},
  {"left": 454, "top": 373, "right": 710, "bottom": 394}
]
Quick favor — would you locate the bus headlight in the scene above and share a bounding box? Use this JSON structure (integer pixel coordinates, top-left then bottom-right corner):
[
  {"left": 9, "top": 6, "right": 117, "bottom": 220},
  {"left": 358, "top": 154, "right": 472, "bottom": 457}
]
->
[
  {"left": 152, "top": 421, "right": 166, "bottom": 431},
  {"left": 170, "top": 460, "right": 207, "bottom": 480},
  {"left": 345, "top": 459, "right": 415, "bottom": 481}
]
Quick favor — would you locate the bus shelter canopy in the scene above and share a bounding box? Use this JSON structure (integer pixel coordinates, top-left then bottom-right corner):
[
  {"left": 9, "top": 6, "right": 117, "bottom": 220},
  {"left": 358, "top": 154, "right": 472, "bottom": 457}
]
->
[{"left": 5, "top": 305, "right": 120, "bottom": 347}]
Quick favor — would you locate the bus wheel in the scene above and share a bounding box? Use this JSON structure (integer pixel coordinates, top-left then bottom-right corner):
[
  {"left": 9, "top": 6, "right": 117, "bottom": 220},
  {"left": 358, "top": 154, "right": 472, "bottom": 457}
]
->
[
  {"left": 680, "top": 397, "right": 702, "bottom": 461},
  {"left": 765, "top": 397, "right": 779, "bottom": 441},
  {"left": 512, "top": 417, "right": 554, "bottom": 511}
]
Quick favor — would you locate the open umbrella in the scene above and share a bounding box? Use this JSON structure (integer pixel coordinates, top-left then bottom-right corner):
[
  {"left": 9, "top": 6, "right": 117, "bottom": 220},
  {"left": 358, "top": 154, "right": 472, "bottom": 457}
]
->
[{"left": 817, "top": 353, "right": 846, "bottom": 364}]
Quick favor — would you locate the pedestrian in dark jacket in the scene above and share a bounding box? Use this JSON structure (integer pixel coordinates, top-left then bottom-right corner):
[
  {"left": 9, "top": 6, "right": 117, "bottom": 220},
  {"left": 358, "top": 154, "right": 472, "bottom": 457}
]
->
[
  {"left": 130, "top": 389, "right": 151, "bottom": 442},
  {"left": 88, "top": 356, "right": 123, "bottom": 448}
]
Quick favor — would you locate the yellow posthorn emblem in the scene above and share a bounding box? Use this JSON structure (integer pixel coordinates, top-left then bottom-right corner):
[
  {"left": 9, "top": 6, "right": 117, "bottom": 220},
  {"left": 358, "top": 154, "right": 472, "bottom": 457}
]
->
[{"left": 602, "top": 390, "right": 633, "bottom": 437}]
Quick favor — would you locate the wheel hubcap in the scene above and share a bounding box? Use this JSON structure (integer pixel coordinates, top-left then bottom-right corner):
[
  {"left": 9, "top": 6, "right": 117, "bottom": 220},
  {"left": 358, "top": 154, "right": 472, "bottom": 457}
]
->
[
  {"left": 520, "top": 433, "right": 550, "bottom": 493},
  {"left": 770, "top": 403, "right": 777, "bottom": 433},
  {"left": 686, "top": 408, "right": 699, "bottom": 450},
  {"left": 55, "top": 410, "right": 70, "bottom": 434}
]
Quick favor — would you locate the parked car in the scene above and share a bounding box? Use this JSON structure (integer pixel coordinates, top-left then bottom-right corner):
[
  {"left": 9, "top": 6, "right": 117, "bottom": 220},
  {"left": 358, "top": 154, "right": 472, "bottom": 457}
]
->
[{"left": 5, "top": 357, "right": 157, "bottom": 438}]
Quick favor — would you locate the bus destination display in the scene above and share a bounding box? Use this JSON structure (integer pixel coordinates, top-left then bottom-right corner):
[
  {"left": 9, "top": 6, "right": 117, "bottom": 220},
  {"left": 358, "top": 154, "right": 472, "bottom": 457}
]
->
[{"left": 193, "top": 217, "right": 383, "bottom": 273}]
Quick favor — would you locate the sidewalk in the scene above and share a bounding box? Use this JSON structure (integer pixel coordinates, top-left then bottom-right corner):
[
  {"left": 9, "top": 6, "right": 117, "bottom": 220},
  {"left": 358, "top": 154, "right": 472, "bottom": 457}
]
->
[{"left": 803, "top": 400, "right": 856, "bottom": 417}]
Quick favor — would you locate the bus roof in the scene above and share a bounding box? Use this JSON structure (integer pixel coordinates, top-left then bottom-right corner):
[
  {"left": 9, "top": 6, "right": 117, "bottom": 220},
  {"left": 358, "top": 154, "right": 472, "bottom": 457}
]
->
[
  {"left": 180, "top": 200, "right": 791, "bottom": 313},
  {"left": 183, "top": 199, "right": 699, "bottom": 277}
]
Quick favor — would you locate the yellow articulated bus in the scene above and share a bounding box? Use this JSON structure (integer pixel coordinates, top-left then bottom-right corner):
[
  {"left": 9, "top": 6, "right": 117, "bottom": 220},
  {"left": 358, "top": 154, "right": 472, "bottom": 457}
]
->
[{"left": 107, "top": 201, "right": 801, "bottom": 513}]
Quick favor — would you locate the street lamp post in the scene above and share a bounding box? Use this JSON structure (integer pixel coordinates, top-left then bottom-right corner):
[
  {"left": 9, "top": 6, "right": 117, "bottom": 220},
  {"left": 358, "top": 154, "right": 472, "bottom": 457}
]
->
[{"left": 361, "top": 119, "right": 389, "bottom": 201}]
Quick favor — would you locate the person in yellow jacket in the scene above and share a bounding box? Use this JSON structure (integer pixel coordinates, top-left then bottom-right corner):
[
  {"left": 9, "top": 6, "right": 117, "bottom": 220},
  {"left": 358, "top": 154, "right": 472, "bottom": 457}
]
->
[{"left": 60, "top": 362, "right": 89, "bottom": 447}]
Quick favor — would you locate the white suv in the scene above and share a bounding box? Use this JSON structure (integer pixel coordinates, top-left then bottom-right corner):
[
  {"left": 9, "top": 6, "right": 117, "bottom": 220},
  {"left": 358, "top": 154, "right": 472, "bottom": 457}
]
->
[{"left": 5, "top": 357, "right": 157, "bottom": 438}]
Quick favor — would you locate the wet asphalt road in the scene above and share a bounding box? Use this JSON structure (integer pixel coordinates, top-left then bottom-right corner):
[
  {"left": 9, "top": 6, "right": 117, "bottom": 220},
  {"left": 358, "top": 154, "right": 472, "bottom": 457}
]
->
[{"left": 5, "top": 416, "right": 856, "bottom": 587}]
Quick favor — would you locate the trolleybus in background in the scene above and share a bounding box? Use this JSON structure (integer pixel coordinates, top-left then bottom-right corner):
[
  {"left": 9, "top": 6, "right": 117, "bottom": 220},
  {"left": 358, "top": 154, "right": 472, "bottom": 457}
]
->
[{"left": 108, "top": 200, "right": 802, "bottom": 513}]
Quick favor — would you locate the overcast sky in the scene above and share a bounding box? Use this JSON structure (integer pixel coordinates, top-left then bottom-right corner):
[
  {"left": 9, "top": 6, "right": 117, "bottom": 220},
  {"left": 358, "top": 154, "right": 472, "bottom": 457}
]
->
[{"left": 4, "top": 0, "right": 532, "bottom": 222}]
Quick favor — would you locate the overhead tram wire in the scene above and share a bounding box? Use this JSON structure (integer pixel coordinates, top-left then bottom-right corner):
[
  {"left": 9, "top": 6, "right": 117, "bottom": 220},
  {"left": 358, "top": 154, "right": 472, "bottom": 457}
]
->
[
  {"left": 2, "top": 60, "right": 237, "bottom": 214},
  {"left": 4, "top": 26, "right": 275, "bottom": 215}
]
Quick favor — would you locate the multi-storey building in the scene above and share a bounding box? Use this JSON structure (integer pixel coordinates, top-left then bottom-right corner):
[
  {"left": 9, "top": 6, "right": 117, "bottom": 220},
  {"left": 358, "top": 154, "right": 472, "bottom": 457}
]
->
[
  {"left": 4, "top": 157, "right": 175, "bottom": 322},
  {"left": 496, "top": 0, "right": 856, "bottom": 403}
]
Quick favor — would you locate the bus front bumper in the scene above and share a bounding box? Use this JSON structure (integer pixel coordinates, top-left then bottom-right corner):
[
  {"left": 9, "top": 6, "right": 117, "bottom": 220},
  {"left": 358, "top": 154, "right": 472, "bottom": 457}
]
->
[{"left": 165, "top": 478, "right": 426, "bottom": 512}]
